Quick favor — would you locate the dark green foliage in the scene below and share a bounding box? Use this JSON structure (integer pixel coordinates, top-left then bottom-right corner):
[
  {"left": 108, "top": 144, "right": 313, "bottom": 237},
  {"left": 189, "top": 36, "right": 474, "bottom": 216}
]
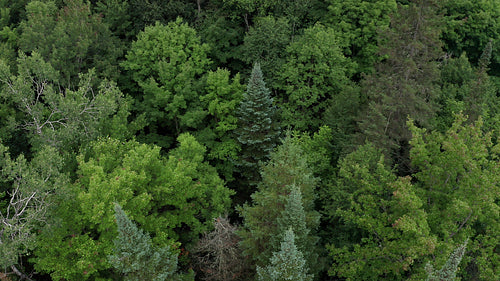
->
[
  {"left": 425, "top": 239, "right": 468, "bottom": 281},
  {"left": 18, "top": 0, "right": 122, "bottom": 87},
  {"left": 277, "top": 23, "right": 357, "bottom": 132},
  {"left": 235, "top": 62, "right": 279, "bottom": 186},
  {"left": 358, "top": 0, "right": 443, "bottom": 173},
  {"left": 109, "top": 204, "right": 181, "bottom": 281},
  {"left": 257, "top": 228, "right": 313, "bottom": 281},
  {"left": 326, "top": 0, "right": 397, "bottom": 75},
  {"left": 0, "top": 0, "right": 499, "bottom": 279},
  {"left": 242, "top": 16, "right": 291, "bottom": 88},
  {"left": 238, "top": 136, "right": 320, "bottom": 272},
  {"left": 436, "top": 43, "right": 499, "bottom": 135},
  {"left": 197, "top": 15, "right": 246, "bottom": 73},
  {"left": 440, "top": 0, "right": 500, "bottom": 76}
]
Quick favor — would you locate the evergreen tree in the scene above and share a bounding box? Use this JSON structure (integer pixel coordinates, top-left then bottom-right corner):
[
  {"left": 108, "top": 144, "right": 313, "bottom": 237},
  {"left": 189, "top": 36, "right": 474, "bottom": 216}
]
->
[
  {"left": 358, "top": 0, "right": 443, "bottom": 174},
  {"left": 238, "top": 136, "right": 319, "bottom": 271},
  {"left": 108, "top": 204, "right": 180, "bottom": 281},
  {"left": 235, "top": 62, "right": 279, "bottom": 187},
  {"left": 275, "top": 184, "right": 319, "bottom": 275},
  {"left": 257, "top": 228, "right": 313, "bottom": 281},
  {"left": 425, "top": 239, "right": 468, "bottom": 281}
]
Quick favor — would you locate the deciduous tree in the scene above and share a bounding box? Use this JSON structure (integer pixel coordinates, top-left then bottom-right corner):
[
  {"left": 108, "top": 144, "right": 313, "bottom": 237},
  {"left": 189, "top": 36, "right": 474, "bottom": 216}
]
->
[{"left": 122, "top": 18, "right": 211, "bottom": 148}]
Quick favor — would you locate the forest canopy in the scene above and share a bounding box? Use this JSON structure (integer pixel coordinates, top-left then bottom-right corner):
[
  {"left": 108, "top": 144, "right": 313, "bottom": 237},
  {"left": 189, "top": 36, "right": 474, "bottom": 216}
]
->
[{"left": 0, "top": 0, "right": 499, "bottom": 280}]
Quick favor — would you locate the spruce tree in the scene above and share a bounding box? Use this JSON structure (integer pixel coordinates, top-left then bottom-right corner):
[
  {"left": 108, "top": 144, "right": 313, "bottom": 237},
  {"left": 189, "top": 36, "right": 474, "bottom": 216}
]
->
[
  {"left": 425, "top": 239, "right": 468, "bottom": 281},
  {"left": 108, "top": 204, "right": 180, "bottom": 281},
  {"left": 235, "top": 62, "right": 279, "bottom": 187},
  {"left": 257, "top": 228, "right": 313, "bottom": 281},
  {"left": 358, "top": 0, "right": 442, "bottom": 174},
  {"left": 238, "top": 136, "right": 320, "bottom": 271},
  {"left": 275, "top": 184, "right": 319, "bottom": 275}
]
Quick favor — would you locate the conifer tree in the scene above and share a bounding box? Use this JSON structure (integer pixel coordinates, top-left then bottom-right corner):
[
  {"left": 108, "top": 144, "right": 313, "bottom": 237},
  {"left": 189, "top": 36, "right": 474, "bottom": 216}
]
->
[
  {"left": 238, "top": 136, "right": 320, "bottom": 271},
  {"left": 275, "top": 184, "right": 319, "bottom": 275},
  {"left": 425, "top": 239, "right": 468, "bottom": 281},
  {"left": 257, "top": 228, "right": 313, "bottom": 281},
  {"left": 108, "top": 204, "right": 180, "bottom": 281},
  {"left": 358, "top": 0, "right": 442, "bottom": 173},
  {"left": 235, "top": 62, "right": 279, "bottom": 187}
]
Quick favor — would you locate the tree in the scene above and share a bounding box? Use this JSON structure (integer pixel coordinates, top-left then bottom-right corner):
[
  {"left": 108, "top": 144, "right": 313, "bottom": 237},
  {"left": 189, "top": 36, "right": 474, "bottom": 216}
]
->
[
  {"left": 18, "top": 0, "right": 122, "bottom": 87},
  {"left": 194, "top": 216, "right": 251, "bottom": 281},
  {"left": 242, "top": 16, "right": 291, "bottom": 88},
  {"left": 325, "top": 144, "right": 436, "bottom": 280},
  {"left": 277, "top": 23, "right": 357, "bottom": 132},
  {"left": 358, "top": 0, "right": 443, "bottom": 173},
  {"left": 198, "top": 68, "right": 244, "bottom": 180},
  {"left": 0, "top": 52, "right": 132, "bottom": 155},
  {"left": 235, "top": 62, "right": 279, "bottom": 187},
  {"left": 325, "top": 0, "right": 397, "bottom": 75},
  {"left": 425, "top": 239, "right": 468, "bottom": 281},
  {"left": 0, "top": 144, "right": 67, "bottom": 280},
  {"left": 256, "top": 228, "right": 313, "bottom": 281},
  {"left": 122, "top": 18, "right": 211, "bottom": 148},
  {"left": 109, "top": 204, "right": 186, "bottom": 281},
  {"left": 409, "top": 114, "right": 500, "bottom": 280},
  {"left": 33, "top": 135, "right": 233, "bottom": 280},
  {"left": 274, "top": 184, "right": 319, "bottom": 276},
  {"left": 238, "top": 136, "right": 320, "bottom": 271},
  {"left": 436, "top": 42, "right": 499, "bottom": 133},
  {"left": 439, "top": 0, "right": 500, "bottom": 76}
]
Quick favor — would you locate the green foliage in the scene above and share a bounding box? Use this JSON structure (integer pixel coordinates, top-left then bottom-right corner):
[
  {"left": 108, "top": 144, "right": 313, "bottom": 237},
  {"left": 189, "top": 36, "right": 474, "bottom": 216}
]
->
[
  {"left": 0, "top": 2, "right": 17, "bottom": 67},
  {"left": 440, "top": 0, "right": 500, "bottom": 76},
  {"left": 358, "top": 1, "right": 443, "bottom": 172},
  {"left": 18, "top": 0, "right": 122, "bottom": 87},
  {"left": 278, "top": 23, "right": 357, "bottom": 132},
  {"left": 0, "top": 52, "right": 131, "bottom": 154},
  {"left": 425, "top": 239, "right": 468, "bottom": 281},
  {"left": 197, "top": 15, "right": 246, "bottom": 72},
  {"left": 235, "top": 62, "right": 279, "bottom": 185},
  {"left": 122, "top": 18, "right": 211, "bottom": 147},
  {"left": 33, "top": 136, "right": 232, "bottom": 280},
  {"left": 198, "top": 68, "right": 244, "bottom": 180},
  {"left": 0, "top": 143, "right": 67, "bottom": 270},
  {"left": 436, "top": 46, "right": 499, "bottom": 133},
  {"left": 126, "top": 0, "right": 196, "bottom": 37},
  {"left": 326, "top": 0, "right": 397, "bottom": 74},
  {"left": 242, "top": 16, "right": 291, "bottom": 88},
  {"left": 238, "top": 136, "right": 320, "bottom": 271},
  {"left": 257, "top": 228, "right": 313, "bottom": 281},
  {"left": 326, "top": 144, "right": 436, "bottom": 280},
  {"left": 108, "top": 204, "right": 181, "bottom": 281},
  {"left": 409, "top": 114, "right": 500, "bottom": 280},
  {"left": 275, "top": 185, "right": 319, "bottom": 275}
]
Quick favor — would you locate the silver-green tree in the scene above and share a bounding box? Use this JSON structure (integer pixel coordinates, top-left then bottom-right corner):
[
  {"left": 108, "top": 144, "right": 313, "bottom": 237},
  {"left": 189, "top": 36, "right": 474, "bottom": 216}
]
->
[
  {"left": 425, "top": 239, "right": 468, "bottom": 281},
  {"left": 108, "top": 204, "right": 183, "bottom": 281},
  {"left": 257, "top": 228, "right": 313, "bottom": 281}
]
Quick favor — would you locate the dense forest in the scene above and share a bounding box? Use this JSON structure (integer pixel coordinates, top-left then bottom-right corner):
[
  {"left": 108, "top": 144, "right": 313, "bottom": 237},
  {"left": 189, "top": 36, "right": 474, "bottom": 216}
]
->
[{"left": 0, "top": 0, "right": 499, "bottom": 280}]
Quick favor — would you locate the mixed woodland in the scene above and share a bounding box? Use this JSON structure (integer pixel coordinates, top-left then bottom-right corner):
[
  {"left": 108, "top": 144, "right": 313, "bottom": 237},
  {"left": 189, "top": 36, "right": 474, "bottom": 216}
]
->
[{"left": 0, "top": 0, "right": 499, "bottom": 280}]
